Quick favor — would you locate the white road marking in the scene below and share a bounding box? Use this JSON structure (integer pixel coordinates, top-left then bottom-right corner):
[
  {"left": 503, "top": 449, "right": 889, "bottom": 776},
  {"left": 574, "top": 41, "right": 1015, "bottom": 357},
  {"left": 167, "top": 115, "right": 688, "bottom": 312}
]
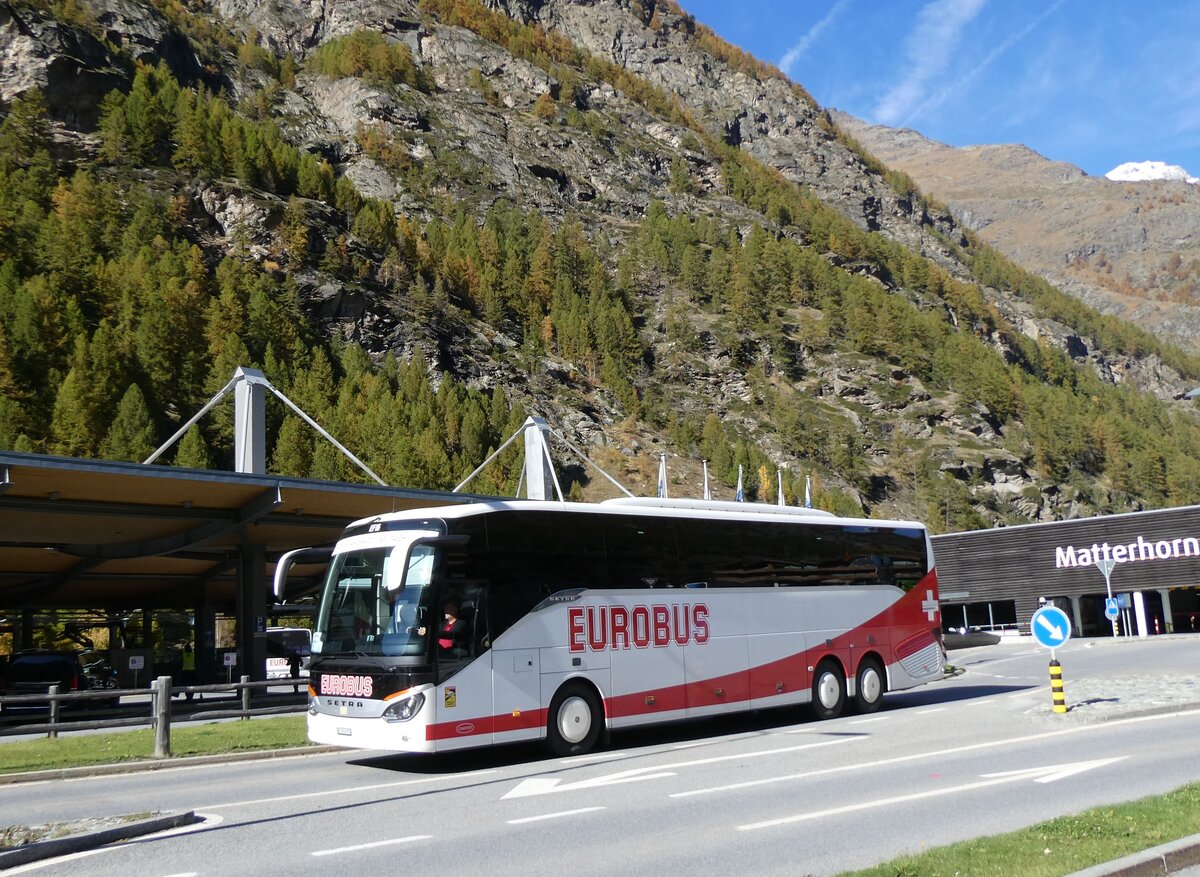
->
[
  {"left": 507, "top": 807, "right": 606, "bottom": 824},
  {"left": 505, "top": 737, "right": 859, "bottom": 798},
  {"left": 848, "top": 716, "right": 889, "bottom": 725},
  {"left": 312, "top": 835, "right": 432, "bottom": 856},
  {"left": 981, "top": 758, "right": 1127, "bottom": 784},
  {"left": 914, "top": 708, "right": 945, "bottom": 715},
  {"left": 0, "top": 849, "right": 112, "bottom": 874},
  {"left": 672, "top": 710, "right": 1195, "bottom": 799},
  {"left": 559, "top": 752, "right": 627, "bottom": 765},
  {"left": 505, "top": 769, "right": 677, "bottom": 798},
  {"left": 737, "top": 757, "right": 1127, "bottom": 831},
  {"left": 198, "top": 770, "right": 496, "bottom": 809}
]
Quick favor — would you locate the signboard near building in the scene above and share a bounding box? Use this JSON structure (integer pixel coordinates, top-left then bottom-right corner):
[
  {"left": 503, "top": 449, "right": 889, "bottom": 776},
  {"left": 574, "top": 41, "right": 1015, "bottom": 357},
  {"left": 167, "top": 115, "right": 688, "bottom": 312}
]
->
[{"left": 933, "top": 503, "right": 1200, "bottom": 638}]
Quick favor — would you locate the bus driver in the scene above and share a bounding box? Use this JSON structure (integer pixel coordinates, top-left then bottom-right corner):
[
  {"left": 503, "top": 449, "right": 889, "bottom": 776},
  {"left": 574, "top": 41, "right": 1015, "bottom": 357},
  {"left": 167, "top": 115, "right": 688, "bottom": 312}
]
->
[{"left": 438, "top": 602, "right": 467, "bottom": 655}]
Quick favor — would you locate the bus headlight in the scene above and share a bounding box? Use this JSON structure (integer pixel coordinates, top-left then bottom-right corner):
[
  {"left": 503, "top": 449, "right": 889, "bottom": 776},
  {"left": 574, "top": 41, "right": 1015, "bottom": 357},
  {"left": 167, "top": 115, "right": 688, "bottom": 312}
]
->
[{"left": 382, "top": 692, "right": 425, "bottom": 723}]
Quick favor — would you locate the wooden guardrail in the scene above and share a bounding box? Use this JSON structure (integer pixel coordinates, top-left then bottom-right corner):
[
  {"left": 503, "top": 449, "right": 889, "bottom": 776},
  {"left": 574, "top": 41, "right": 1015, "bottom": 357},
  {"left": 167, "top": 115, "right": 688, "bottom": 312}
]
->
[{"left": 0, "top": 676, "right": 308, "bottom": 757}]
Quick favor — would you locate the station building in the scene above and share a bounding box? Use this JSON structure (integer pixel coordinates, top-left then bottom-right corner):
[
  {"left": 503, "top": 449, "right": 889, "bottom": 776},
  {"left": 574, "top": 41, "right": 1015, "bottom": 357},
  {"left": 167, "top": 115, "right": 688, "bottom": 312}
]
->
[{"left": 932, "top": 504, "right": 1200, "bottom": 639}]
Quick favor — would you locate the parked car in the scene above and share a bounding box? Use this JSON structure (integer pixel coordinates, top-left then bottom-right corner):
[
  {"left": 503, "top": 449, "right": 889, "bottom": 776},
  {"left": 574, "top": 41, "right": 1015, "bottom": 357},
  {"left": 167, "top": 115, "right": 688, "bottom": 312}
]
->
[
  {"left": 1, "top": 650, "right": 119, "bottom": 710},
  {"left": 3, "top": 650, "right": 86, "bottom": 696}
]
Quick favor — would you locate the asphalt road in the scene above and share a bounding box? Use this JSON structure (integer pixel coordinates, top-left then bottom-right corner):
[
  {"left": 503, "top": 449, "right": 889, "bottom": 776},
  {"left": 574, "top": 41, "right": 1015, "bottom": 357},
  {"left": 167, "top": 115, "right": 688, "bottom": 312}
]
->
[{"left": 4, "top": 636, "right": 1200, "bottom": 877}]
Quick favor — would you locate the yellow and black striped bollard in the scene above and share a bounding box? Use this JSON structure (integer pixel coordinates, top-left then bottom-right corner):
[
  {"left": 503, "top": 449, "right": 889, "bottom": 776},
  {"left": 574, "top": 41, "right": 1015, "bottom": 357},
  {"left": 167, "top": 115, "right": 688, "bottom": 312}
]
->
[{"left": 1049, "top": 659, "right": 1067, "bottom": 714}]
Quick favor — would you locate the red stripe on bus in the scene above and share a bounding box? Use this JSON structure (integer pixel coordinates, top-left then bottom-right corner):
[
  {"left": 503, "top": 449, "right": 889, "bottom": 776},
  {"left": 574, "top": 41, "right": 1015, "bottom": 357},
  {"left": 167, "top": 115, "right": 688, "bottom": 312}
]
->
[
  {"left": 426, "top": 569, "right": 939, "bottom": 741},
  {"left": 426, "top": 708, "right": 547, "bottom": 741}
]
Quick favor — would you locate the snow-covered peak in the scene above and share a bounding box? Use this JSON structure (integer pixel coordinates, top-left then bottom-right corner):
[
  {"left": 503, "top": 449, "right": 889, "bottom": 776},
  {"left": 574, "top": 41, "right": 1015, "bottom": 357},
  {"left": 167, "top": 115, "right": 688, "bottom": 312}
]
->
[{"left": 1105, "top": 160, "right": 1198, "bottom": 184}]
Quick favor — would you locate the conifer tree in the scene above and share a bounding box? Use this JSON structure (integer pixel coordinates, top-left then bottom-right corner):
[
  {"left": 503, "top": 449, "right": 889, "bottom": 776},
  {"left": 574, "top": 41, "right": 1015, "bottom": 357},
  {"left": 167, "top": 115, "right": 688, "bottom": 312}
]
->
[
  {"left": 96, "top": 91, "right": 131, "bottom": 164},
  {"left": 0, "top": 327, "right": 30, "bottom": 448},
  {"left": 0, "top": 89, "right": 53, "bottom": 177},
  {"left": 48, "top": 365, "right": 94, "bottom": 456},
  {"left": 98, "top": 383, "right": 157, "bottom": 462},
  {"left": 296, "top": 154, "right": 336, "bottom": 203},
  {"left": 699, "top": 414, "right": 735, "bottom": 482},
  {"left": 174, "top": 425, "right": 211, "bottom": 469},
  {"left": 172, "top": 89, "right": 211, "bottom": 176},
  {"left": 124, "top": 65, "right": 174, "bottom": 164},
  {"left": 47, "top": 324, "right": 128, "bottom": 456},
  {"left": 286, "top": 344, "right": 337, "bottom": 419},
  {"left": 270, "top": 415, "right": 314, "bottom": 477},
  {"left": 38, "top": 171, "right": 107, "bottom": 314},
  {"left": 668, "top": 157, "right": 693, "bottom": 195}
]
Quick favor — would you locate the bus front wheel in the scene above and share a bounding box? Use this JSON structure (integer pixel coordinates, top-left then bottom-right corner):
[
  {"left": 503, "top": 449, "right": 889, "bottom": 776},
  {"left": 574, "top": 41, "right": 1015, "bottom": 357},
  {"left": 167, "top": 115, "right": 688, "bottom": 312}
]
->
[
  {"left": 854, "top": 657, "right": 885, "bottom": 713},
  {"left": 547, "top": 682, "right": 602, "bottom": 756},
  {"left": 811, "top": 660, "right": 846, "bottom": 720}
]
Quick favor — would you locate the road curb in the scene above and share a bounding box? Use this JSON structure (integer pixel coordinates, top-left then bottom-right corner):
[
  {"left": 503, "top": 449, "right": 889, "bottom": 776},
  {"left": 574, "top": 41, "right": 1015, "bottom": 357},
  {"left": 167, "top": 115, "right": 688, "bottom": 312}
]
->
[
  {"left": 0, "top": 745, "right": 344, "bottom": 786},
  {"left": 0, "top": 811, "right": 198, "bottom": 868},
  {"left": 1064, "top": 834, "right": 1200, "bottom": 877}
]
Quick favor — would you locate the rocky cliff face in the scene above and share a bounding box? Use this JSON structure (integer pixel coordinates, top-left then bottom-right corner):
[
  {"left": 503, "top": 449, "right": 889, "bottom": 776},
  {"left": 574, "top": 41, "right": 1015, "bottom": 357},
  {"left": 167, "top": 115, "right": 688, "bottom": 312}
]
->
[{"left": 3, "top": 0, "right": 1200, "bottom": 528}]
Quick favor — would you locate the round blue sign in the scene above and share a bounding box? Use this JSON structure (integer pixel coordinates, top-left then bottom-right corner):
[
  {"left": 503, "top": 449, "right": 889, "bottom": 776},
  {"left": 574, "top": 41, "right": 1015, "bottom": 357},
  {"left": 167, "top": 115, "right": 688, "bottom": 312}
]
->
[{"left": 1031, "top": 605, "right": 1072, "bottom": 649}]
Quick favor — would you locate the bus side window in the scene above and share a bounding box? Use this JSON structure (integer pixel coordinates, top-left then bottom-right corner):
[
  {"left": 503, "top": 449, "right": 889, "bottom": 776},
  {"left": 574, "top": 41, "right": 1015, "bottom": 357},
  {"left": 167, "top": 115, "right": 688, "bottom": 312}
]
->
[{"left": 604, "top": 517, "right": 679, "bottom": 589}]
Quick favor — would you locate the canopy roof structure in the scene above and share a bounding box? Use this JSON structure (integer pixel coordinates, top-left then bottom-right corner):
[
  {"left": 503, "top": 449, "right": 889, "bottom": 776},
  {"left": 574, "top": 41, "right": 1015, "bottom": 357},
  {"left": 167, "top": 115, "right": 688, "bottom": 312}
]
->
[
  {"left": 0, "top": 376, "right": 568, "bottom": 678},
  {"left": 0, "top": 450, "right": 479, "bottom": 614}
]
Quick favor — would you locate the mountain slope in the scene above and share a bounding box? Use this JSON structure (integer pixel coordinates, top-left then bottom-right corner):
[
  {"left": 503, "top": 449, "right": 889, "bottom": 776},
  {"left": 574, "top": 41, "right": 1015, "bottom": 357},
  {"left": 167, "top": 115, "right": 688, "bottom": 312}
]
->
[
  {"left": 834, "top": 112, "right": 1200, "bottom": 355},
  {"left": 2, "top": 0, "right": 1200, "bottom": 533}
]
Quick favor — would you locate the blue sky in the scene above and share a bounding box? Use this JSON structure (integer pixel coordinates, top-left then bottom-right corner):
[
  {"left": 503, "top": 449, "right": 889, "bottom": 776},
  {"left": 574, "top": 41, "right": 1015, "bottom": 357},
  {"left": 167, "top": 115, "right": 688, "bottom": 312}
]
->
[{"left": 677, "top": 0, "right": 1200, "bottom": 178}]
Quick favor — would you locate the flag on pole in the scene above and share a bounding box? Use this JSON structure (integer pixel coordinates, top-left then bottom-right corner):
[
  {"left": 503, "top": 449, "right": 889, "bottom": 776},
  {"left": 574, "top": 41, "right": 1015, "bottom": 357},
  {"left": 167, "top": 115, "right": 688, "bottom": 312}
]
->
[
  {"left": 735, "top": 464, "right": 744, "bottom": 502},
  {"left": 702, "top": 460, "right": 711, "bottom": 501},
  {"left": 657, "top": 454, "right": 668, "bottom": 499},
  {"left": 777, "top": 469, "right": 785, "bottom": 507},
  {"left": 804, "top": 474, "right": 812, "bottom": 509}
]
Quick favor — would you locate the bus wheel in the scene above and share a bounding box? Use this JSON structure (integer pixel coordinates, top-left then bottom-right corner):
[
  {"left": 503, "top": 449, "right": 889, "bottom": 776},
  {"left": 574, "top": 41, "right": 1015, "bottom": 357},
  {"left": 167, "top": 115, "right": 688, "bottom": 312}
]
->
[
  {"left": 854, "top": 657, "right": 885, "bottom": 713},
  {"left": 811, "top": 660, "right": 845, "bottom": 720},
  {"left": 547, "top": 683, "right": 602, "bottom": 756}
]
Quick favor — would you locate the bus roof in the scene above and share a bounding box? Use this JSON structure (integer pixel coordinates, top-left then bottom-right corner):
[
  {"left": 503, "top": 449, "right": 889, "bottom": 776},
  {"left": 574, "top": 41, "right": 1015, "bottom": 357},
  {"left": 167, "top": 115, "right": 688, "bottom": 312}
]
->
[
  {"left": 603, "top": 496, "right": 836, "bottom": 518},
  {"left": 340, "top": 497, "right": 926, "bottom": 535}
]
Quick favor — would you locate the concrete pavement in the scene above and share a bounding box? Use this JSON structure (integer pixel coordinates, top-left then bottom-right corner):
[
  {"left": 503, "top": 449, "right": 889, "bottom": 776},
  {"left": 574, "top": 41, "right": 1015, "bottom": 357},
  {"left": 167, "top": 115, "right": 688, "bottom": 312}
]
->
[{"left": 3, "top": 637, "right": 1200, "bottom": 873}]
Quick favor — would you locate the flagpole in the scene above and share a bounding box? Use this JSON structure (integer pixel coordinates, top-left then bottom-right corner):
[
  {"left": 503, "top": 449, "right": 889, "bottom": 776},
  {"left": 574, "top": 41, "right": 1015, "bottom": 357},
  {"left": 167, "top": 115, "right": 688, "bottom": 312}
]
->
[
  {"left": 777, "top": 469, "right": 785, "bottom": 506},
  {"left": 735, "top": 464, "right": 744, "bottom": 503},
  {"left": 702, "top": 459, "right": 711, "bottom": 500},
  {"left": 657, "top": 453, "right": 668, "bottom": 499}
]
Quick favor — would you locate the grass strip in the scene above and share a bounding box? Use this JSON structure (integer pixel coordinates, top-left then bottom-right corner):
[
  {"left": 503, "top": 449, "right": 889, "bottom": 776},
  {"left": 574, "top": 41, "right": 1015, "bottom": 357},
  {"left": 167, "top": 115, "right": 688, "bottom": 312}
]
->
[
  {"left": 0, "top": 716, "right": 312, "bottom": 774},
  {"left": 836, "top": 781, "right": 1200, "bottom": 877}
]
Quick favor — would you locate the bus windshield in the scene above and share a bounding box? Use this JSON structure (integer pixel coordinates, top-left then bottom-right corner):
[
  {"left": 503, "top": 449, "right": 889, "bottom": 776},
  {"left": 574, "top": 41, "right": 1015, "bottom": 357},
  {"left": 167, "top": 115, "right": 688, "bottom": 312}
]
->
[{"left": 313, "top": 536, "right": 439, "bottom": 658}]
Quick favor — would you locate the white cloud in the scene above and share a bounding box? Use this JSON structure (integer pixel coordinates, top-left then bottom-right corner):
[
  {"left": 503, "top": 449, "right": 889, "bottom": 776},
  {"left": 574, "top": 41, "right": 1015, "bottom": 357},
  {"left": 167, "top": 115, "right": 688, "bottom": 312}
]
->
[
  {"left": 906, "top": 0, "right": 1070, "bottom": 125},
  {"left": 872, "top": 0, "right": 987, "bottom": 126},
  {"left": 779, "top": 0, "right": 852, "bottom": 77}
]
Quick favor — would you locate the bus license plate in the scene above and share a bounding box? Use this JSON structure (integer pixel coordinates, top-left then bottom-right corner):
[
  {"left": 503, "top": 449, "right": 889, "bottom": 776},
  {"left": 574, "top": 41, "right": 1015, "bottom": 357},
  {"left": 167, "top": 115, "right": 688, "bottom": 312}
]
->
[{"left": 337, "top": 727, "right": 352, "bottom": 736}]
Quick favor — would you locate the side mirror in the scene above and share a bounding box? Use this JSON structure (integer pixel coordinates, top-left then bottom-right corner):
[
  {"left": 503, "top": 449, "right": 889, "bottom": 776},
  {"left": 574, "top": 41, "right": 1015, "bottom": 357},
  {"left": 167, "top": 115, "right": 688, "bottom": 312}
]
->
[{"left": 273, "top": 546, "right": 334, "bottom": 602}]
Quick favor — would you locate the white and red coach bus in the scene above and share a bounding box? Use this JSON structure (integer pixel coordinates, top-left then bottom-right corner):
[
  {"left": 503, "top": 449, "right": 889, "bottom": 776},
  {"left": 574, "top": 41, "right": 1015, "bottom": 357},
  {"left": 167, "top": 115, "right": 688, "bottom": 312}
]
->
[{"left": 303, "top": 497, "right": 944, "bottom": 755}]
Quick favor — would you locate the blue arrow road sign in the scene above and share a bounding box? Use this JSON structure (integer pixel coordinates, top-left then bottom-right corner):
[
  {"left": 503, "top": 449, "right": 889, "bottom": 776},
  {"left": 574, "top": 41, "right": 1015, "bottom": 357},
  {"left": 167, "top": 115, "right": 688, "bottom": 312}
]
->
[
  {"left": 1104, "top": 598, "right": 1120, "bottom": 621},
  {"left": 1031, "top": 605, "right": 1072, "bottom": 649}
]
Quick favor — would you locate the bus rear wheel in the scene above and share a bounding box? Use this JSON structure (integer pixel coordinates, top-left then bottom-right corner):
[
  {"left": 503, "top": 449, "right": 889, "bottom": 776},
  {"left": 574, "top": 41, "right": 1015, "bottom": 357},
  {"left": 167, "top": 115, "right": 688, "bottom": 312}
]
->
[
  {"left": 547, "top": 683, "right": 602, "bottom": 756},
  {"left": 854, "top": 657, "right": 885, "bottom": 713},
  {"left": 811, "top": 659, "right": 846, "bottom": 720}
]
